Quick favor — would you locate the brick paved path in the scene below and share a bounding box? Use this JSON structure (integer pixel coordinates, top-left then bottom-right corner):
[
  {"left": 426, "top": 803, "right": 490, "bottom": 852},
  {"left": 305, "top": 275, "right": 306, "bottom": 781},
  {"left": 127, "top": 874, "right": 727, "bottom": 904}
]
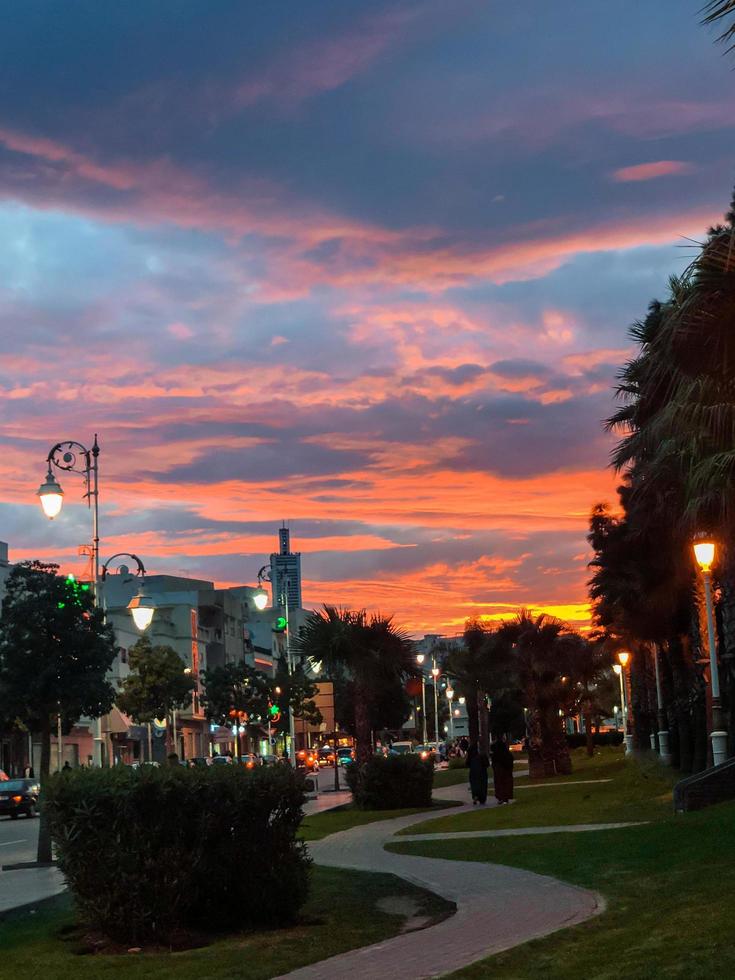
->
[{"left": 278, "top": 795, "right": 604, "bottom": 980}]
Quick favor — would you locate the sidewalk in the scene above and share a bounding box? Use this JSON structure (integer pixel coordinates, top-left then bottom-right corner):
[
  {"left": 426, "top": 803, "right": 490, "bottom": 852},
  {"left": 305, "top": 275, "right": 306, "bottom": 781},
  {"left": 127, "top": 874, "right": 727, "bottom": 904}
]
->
[
  {"left": 281, "top": 790, "right": 604, "bottom": 980},
  {"left": 0, "top": 866, "right": 66, "bottom": 914}
]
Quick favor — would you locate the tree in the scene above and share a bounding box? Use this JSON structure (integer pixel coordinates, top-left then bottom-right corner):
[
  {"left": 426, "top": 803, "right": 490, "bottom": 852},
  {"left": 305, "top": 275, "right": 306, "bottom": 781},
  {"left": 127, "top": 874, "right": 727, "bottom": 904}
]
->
[
  {"left": 0, "top": 562, "right": 117, "bottom": 862},
  {"left": 563, "top": 635, "right": 613, "bottom": 757},
  {"left": 295, "top": 606, "right": 414, "bottom": 764},
  {"left": 117, "top": 637, "right": 195, "bottom": 756},
  {"left": 271, "top": 659, "right": 323, "bottom": 740},
  {"left": 201, "top": 661, "right": 269, "bottom": 724},
  {"left": 703, "top": 1, "right": 735, "bottom": 52}
]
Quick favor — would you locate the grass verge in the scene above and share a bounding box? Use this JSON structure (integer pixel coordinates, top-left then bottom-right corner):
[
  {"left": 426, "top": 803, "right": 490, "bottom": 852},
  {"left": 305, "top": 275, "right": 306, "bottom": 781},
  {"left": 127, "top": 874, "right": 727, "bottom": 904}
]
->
[
  {"left": 399, "top": 747, "right": 674, "bottom": 835},
  {"left": 390, "top": 801, "right": 735, "bottom": 979},
  {"left": 0, "top": 865, "right": 454, "bottom": 980}
]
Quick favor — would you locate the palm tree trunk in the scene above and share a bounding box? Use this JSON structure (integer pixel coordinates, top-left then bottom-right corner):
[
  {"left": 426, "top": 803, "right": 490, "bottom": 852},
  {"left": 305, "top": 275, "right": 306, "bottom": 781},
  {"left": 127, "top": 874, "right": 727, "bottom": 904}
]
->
[
  {"left": 37, "top": 717, "right": 53, "bottom": 864},
  {"left": 477, "top": 689, "right": 490, "bottom": 755},
  {"left": 526, "top": 707, "right": 546, "bottom": 779},
  {"left": 584, "top": 709, "right": 594, "bottom": 757}
]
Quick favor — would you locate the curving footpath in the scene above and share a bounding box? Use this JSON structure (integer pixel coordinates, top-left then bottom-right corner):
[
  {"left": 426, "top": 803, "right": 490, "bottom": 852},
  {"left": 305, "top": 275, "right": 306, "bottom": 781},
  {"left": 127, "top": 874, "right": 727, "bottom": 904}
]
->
[{"left": 279, "top": 785, "right": 605, "bottom": 980}]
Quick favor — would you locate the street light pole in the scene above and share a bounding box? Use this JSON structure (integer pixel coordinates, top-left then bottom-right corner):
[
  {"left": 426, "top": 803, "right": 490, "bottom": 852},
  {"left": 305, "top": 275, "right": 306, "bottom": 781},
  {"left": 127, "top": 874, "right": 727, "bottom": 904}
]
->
[
  {"left": 652, "top": 643, "right": 671, "bottom": 765},
  {"left": 416, "top": 653, "right": 428, "bottom": 743},
  {"left": 431, "top": 659, "right": 440, "bottom": 747},
  {"left": 446, "top": 686, "right": 455, "bottom": 740},
  {"left": 38, "top": 436, "right": 105, "bottom": 765},
  {"left": 693, "top": 540, "right": 728, "bottom": 767},
  {"left": 613, "top": 654, "right": 632, "bottom": 754}
]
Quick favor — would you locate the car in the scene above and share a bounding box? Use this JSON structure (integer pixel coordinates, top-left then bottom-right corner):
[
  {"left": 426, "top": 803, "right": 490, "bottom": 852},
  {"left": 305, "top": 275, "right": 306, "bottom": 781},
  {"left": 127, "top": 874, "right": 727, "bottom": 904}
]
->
[
  {"left": 388, "top": 741, "right": 414, "bottom": 755},
  {"left": 239, "top": 753, "right": 260, "bottom": 770},
  {"left": 210, "top": 755, "right": 232, "bottom": 765},
  {"left": 414, "top": 744, "right": 435, "bottom": 762},
  {"left": 0, "top": 778, "right": 40, "bottom": 819},
  {"left": 260, "top": 754, "right": 279, "bottom": 766},
  {"left": 296, "top": 749, "right": 319, "bottom": 771},
  {"left": 317, "top": 746, "right": 336, "bottom": 767},
  {"left": 336, "top": 747, "right": 354, "bottom": 766}
]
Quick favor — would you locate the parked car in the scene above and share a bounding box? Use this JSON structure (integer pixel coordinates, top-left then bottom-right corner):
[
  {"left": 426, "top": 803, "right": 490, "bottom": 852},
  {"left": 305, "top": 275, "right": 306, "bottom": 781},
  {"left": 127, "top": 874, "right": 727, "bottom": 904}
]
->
[
  {"left": 414, "top": 744, "right": 436, "bottom": 762},
  {"left": 336, "top": 747, "right": 355, "bottom": 767},
  {"left": 0, "top": 778, "right": 40, "bottom": 819},
  {"left": 210, "top": 755, "right": 232, "bottom": 765},
  {"left": 260, "top": 754, "right": 279, "bottom": 766},
  {"left": 239, "top": 753, "right": 260, "bottom": 770},
  {"left": 318, "top": 746, "right": 336, "bottom": 767},
  {"left": 388, "top": 741, "right": 414, "bottom": 755}
]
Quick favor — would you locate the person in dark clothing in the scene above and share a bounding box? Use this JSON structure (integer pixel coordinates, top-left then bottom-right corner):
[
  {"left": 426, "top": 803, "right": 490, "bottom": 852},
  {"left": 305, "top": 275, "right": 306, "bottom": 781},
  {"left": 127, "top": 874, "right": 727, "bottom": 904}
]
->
[
  {"left": 467, "top": 741, "right": 489, "bottom": 804},
  {"left": 490, "top": 738, "right": 514, "bottom": 804}
]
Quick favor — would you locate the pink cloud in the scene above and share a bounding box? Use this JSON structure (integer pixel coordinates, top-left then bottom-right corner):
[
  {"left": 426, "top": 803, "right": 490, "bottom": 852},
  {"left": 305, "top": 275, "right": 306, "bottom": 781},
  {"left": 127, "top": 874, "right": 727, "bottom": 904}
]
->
[{"left": 611, "top": 160, "right": 694, "bottom": 183}]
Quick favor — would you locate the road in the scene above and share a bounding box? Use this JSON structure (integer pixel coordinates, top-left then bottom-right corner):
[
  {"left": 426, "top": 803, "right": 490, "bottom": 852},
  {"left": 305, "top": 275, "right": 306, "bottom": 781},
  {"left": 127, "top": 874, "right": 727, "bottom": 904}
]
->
[{"left": 0, "top": 811, "right": 38, "bottom": 866}]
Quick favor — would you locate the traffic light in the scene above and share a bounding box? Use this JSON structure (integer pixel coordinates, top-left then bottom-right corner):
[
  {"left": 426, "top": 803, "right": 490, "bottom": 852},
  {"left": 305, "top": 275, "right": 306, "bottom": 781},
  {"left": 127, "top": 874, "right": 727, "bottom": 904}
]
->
[
  {"left": 268, "top": 702, "right": 281, "bottom": 723},
  {"left": 272, "top": 615, "right": 287, "bottom": 633}
]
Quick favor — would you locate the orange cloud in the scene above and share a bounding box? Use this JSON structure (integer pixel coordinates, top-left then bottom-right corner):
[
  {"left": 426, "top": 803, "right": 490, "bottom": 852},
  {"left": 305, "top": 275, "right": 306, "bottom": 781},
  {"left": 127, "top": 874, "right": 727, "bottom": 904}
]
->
[{"left": 611, "top": 160, "right": 694, "bottom": 183}]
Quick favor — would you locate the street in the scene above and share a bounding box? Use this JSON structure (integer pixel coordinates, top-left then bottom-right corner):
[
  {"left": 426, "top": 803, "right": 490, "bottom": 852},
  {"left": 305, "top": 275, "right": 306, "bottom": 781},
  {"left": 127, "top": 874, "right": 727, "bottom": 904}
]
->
[{"left": 0, "top": 812, "right": 38, "bottom": 866}]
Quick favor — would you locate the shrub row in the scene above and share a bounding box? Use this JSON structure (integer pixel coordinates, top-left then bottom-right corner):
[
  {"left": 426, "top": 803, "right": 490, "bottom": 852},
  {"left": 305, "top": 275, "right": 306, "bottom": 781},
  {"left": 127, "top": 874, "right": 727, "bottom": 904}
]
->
[
  {"left": 45, "top": 764, "right": 309, "bottom": 944},
  {"left": 346, "top": 753, "right": 433, "bottom": 809},
  {"left": 565, "top": 731, "right": 624, "bottom": 748}
]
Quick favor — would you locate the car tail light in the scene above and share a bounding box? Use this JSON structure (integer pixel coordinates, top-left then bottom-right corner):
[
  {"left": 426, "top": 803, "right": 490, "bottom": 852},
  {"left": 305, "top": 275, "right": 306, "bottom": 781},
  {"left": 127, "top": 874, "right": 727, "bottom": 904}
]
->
[{"left": 11, "top": 795, "right": 22, "bottom": 803}]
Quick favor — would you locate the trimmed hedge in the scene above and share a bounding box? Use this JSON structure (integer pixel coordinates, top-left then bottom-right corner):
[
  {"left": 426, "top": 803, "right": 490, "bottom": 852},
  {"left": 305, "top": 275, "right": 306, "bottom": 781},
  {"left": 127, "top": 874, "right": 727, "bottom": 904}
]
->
[
  {"left": 346, "top": 753, "right": 433, "bottom": 810},
  {"left": 448, "top": 756, "right": 467, "bottom": 770},
  {"left": 566, "top": 731, "right": 624, "bottom": 748},
  {"left": 45, "top": 763, "right": 309, "bottom": 944}
]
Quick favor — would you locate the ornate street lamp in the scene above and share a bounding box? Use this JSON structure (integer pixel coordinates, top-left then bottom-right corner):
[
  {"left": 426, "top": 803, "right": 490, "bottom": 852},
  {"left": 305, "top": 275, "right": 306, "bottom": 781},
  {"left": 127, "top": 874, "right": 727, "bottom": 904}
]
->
[
  {"left": 101, "top": 553, "right": 156, "bottom": 632},
  {"left": 416, "top": 653, "right": 428, "bottom": 743},
  {"left": 693, "top": 537, "right": 728, "bottom": 766},
  {"left": 613, "top": 652, "right": 633, "bottom": 755}
]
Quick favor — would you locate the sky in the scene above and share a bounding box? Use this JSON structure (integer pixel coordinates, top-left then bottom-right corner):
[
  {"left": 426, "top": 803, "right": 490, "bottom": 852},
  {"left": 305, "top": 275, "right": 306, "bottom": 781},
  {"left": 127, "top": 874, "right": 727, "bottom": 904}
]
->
[{"left": 1, "top": 0, "right": 733, "bottom": 636}]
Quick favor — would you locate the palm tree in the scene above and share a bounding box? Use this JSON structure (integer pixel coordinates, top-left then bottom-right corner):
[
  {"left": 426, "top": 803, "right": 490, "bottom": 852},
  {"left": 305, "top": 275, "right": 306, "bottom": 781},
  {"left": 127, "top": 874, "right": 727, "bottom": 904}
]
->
[
  {"left": 703, "top": 1, "right": 735, "bottom": 50},
  {"left": 497, "top": 611, "right": 574, "bottom": 778},
  {"left": 295, "top": 606, "right": 414, "bottom": 764}
]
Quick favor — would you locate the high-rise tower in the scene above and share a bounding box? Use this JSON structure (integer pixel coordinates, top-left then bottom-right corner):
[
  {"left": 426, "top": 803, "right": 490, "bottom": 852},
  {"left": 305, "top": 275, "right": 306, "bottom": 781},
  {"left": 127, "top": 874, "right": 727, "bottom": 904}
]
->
[{"left": 270, "top": 524, "right": 302, "bottom": 611}]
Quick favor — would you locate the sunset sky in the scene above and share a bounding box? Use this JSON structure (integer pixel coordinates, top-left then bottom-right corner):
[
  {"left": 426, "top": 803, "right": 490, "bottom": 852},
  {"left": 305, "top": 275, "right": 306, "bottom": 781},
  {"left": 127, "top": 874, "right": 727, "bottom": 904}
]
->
[{"left": 1, "top": 1, "right": 733, "bottom": 635}]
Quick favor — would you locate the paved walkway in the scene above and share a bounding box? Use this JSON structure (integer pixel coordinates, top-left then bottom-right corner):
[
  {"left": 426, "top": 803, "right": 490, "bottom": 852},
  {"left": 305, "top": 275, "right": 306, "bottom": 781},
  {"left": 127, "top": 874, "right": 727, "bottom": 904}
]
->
[
  {"left": 397, "top": 821, "right": 644, "bottom": 842},
  {"left": 0, "top": 866, "right": 66, "bottom": 914},
  {"left": 279, "top": 795, "right": 605, "bottom": 980}
]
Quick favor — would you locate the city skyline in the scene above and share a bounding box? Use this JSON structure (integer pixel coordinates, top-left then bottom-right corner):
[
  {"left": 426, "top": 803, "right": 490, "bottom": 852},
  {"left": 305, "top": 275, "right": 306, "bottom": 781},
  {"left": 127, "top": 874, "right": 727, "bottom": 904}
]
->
[{"left": 2, "top": 2, "right": 734, "bottom": 634}]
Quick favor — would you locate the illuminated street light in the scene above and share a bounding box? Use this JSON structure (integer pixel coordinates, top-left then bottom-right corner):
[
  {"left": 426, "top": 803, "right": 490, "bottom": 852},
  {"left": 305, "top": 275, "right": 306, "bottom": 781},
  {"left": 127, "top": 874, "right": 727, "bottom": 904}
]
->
[
  {"left": 693, "top": 537, "right": 728, "bottom": 766},
  {"left": 37, "top": 467, "right": 64, "bottom": 519},
  {"left": 252, "top": 587, "right": 269, "bottom": 611},
  {"left": 102, "top": 554, "right": 155, "bottom": 632}
]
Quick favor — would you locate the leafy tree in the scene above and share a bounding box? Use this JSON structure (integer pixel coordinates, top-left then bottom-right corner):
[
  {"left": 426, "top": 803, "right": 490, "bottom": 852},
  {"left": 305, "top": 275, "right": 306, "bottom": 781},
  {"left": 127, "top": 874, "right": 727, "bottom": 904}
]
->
[
  {"left": 201, "top": 661, "right": 271, "bottom": 728},
  {"left": 0, "top": 561, "right": 117, "bottom": 862},
  {"left": 330, "top": 671, "right": 411, "bottom": 739},
  {"left": 296, "top": 606, "right": 414, "bottom": 764},
  {"left": 271, "top": 659, "right": 323, "bottom": 740},
  {"left": 117, "top": 637, "right": 195, "bottom": 756},
  {"left": 703, "top": 1, "right": 735, "bottom": 52}
]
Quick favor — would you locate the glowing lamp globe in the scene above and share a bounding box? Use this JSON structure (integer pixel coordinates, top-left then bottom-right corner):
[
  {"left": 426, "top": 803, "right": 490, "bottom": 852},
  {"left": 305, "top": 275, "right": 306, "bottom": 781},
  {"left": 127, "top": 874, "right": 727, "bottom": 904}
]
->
[
  {"left": 252, "top": 587, "right": 269, "bottom": 611},
  {"left": 128, "top": 588, "right": 155, "bottom": 631},
  {"left": 416, "top": 653, "right": 425, "bottom": 665},
  {"left": 431, "top": 666, "right": 440, "bottom": 678},
  {"left": 613, "top": 664, "right": 622, "bottom": 676},
  {"left": 693, "top": 540, "right": 716, "bottom": 571},
  {"left": 37, "top": 469, "right": 64, "bottom": 520},
  {"left": 446, "top": 687, "right": 455, "bottom": 700},
  {"left": 617, "top": 651, "right": 630, "bottom": 668}
]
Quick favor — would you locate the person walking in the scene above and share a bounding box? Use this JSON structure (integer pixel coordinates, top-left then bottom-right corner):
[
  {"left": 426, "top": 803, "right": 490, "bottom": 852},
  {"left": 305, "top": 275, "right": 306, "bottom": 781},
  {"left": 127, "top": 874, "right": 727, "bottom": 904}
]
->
[
  {"left": 490, "top": 737, "right": 514, "bottom": 804},
  {"left": 467, "top": 741, "right": 489, "bottom": 805}
]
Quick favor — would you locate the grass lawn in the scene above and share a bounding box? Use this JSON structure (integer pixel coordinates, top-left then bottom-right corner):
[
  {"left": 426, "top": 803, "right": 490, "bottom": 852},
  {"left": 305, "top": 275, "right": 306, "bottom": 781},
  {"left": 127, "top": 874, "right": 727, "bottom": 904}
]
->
[
  {"left": 301, "top": 799, "right": 460, "bottom": 841},
  {"left": 398, "top": 747, "right": 674, "bottom": 835},
  {"left": 0, "top": 865, "right": 454, "bottom": 980},
  {"left": 388, "top": 748, "right": 735, "bottom": 978}
]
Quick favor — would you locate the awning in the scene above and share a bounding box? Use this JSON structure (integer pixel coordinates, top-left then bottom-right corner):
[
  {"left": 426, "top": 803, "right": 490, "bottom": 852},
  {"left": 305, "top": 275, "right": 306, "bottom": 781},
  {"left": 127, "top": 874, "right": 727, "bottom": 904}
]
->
[{"left": 101, "top": 706, "right": 135, "bottom": 735}]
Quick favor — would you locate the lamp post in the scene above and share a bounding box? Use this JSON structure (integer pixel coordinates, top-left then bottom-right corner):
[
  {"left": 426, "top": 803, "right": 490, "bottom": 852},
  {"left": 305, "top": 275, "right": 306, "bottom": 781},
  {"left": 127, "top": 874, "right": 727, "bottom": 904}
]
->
[
  {"left": 652, "top": 643, "right": 671, "bottom": 765},
  {"left": 431, "top": 663, "right": 440, "bottom": 748},
  {"left": 37, "top": 436, "right": 105, "bottom": 765},
  {"left": 614, "top": 651, "right": 633, "bottom": 754},
  {"left": 416, "top": 653, "right": 428, "bottom": 743},
  {"left": 446, "top": 686, "right": 455, "bottom": 740},
  {"left": 693, "top": 539, "right": 729, "bottom": 767}
]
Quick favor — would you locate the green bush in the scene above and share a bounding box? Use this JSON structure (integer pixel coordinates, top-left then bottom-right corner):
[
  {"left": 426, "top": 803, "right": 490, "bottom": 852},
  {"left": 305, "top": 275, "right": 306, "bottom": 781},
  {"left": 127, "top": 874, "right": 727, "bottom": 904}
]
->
[
  {"left": 346, "top": 753, "right": 433, "bottom": 810},
  {"left": 566, "top": 731, "right": 624, "bottom": 749},
  {"left": 45, "top": 763, "right": 309, "bottom": 944},
  {"left": 448, "top": 756, "right": 467, "bottom": 770}
]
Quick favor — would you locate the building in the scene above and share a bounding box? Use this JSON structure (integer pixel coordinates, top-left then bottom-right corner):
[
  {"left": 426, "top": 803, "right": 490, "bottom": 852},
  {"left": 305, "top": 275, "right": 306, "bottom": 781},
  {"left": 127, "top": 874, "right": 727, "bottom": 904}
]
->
[{"left": 270, "top": 525, "right": 302, "bottom": 611}]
